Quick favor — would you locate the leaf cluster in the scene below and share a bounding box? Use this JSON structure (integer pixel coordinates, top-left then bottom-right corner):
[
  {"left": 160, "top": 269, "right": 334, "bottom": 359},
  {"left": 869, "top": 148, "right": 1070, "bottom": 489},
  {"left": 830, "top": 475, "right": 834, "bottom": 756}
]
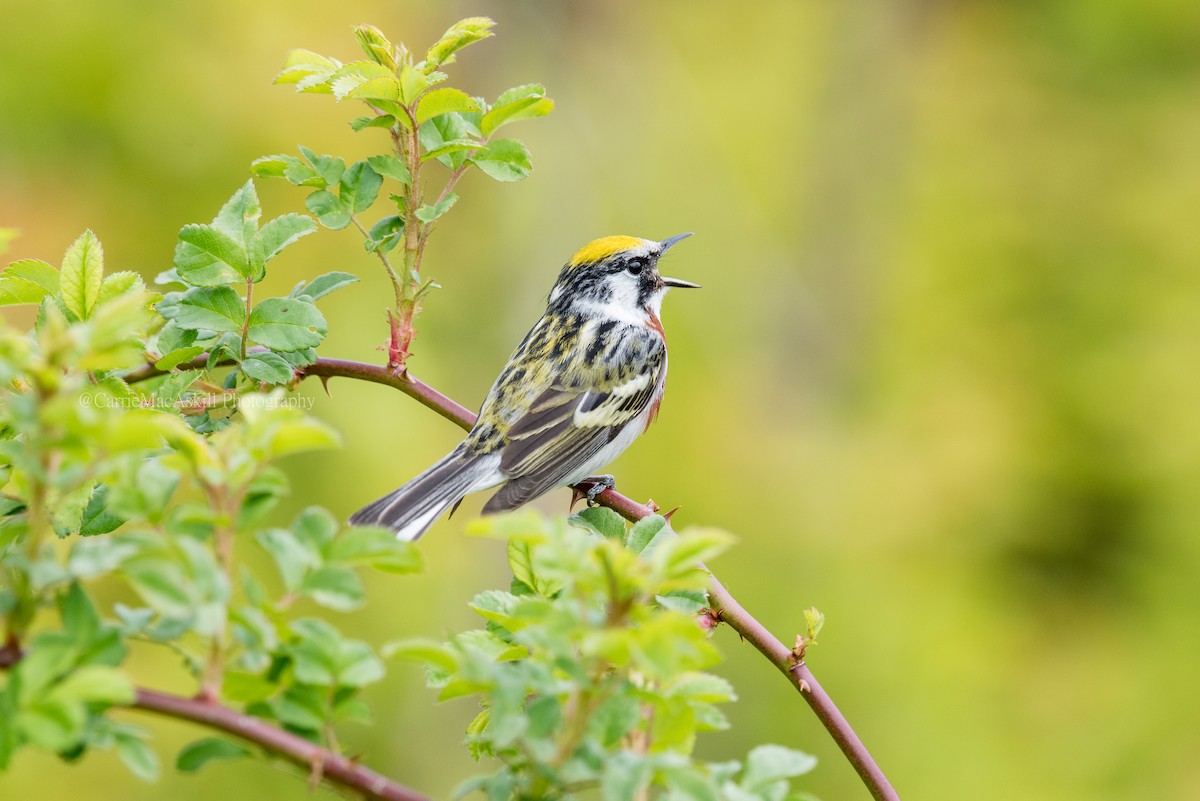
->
[{"left": 390, "top": 511, "right": 817, "bottom": 801}]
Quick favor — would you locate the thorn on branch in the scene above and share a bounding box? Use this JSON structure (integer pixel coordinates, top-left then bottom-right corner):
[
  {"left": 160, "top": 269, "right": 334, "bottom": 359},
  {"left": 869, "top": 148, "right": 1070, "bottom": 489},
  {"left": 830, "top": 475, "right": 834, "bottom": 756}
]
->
[
  {"left": 308, "top": 750, "right": 327, "bottom": 793},
  {"left": 662, "top": 505, "right": 681, "bottom": 522}
]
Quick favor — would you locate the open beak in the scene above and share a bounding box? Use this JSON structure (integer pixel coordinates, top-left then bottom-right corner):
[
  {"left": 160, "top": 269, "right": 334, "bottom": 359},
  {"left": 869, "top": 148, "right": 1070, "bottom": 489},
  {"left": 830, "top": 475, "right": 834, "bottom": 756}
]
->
[{"left": 658, "top": 232, "right": 700, "bottom": 288}]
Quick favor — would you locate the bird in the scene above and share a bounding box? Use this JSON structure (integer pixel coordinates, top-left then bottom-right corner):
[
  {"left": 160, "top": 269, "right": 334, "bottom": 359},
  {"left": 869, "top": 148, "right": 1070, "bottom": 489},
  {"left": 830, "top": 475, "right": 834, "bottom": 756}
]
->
[{"left": 349, "top": 233, "right": 699, "bottom": 541}]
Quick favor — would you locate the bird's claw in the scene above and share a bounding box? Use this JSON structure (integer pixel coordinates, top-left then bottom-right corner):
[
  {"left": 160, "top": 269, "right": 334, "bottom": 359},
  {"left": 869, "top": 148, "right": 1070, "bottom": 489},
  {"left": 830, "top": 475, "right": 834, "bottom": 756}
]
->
[{"left": 583, "top": 474, "right": 615, "bottom": 506}]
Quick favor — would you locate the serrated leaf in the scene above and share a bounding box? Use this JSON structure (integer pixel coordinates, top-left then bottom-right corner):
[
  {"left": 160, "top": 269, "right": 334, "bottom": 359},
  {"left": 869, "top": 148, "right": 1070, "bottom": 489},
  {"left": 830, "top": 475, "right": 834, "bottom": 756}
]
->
[
  {"left": 293, "top": 271, "right": 359, "bottom": 302},
  {"left": 340, "top": 161, "right": 383, "bottom": 214},
  {"left": 0, "top": 259, "right": 58, "bottom": 305},
  {"left": 79, "top": 485, "right": 125, "bottom": 536},
  {"left": 425, "top": 17, "right": 495, "bottom": 71},
  {"left": 246, "top": 297, "right": 326, "bottom": 351},
  {"left": 572, "top": 506, "right": 626, "bottom": 540},
  {"left": 416, "top": 88, "right": 480, "bottom": 125},
  {"left": 155, "top": 345, "right": 205, "bottom": 371},
  {"left": 366, "top": 154, "right": 411, "bottom": 184},
  {"left": 176, "top": 737, "right": 251, "bottom": 772},
  {"left": 240, "top": 352, "right": 294, "bottom": 384},
  {"left": 96, "top": 271, "right": 145, "bottom": 307},
  {"left": 481, "top": 85, "right": 554, "bottom": 137},
  {"left": 250, "top": 214, "right": 316, "bottom": 278},
  {"left": 354, "top": 24, "right": 398, "bottom": 70},
  {"left": 345, "top": 75, "right": 401, "bottom": 102},
  {"left": 60, "top": 230, "right": 104, "bottom": 320},
  {"left": 177, "top": 224, "right": 248, "bottom": 280},
  {"left": 471, "top": 139, "right": 533, "bottom": 182},
  {"left": 169, "top": 286, "right": 245, "bottom": 333},
  {"left": 305, "top": 190, "right": 352, "bottom": 230},
  {"left": 350, "top": 114, "right": 396, "bottom": 132}
]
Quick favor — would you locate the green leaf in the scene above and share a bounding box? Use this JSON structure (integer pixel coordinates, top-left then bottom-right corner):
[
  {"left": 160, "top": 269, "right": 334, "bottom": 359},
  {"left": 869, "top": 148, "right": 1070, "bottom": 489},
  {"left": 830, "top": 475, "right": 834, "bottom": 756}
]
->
[
  {"left": 123, "top": 560, "right": 192, "bottom": 618},
  {"left": 602, "top": 752, "right": 652, "bottom": 801},
  {"left": 336, "top": 640, "right": 385, "bottom": 687},
  {"left": 350, "top": 114, "right": 396, "bottom": 132},
  {"left": 354, "top": 24, "right": 398, "bottom": 70},
  {"left": 341, "top": 161, "right": 383, "bottom": 214},
  {"left": 345, "top": 75, "right": 401, "bottom": 103},
  {"left": 305, "top": 190, "right": 352, "bottom": 230},
  {"left": 481, "top": 85, "right": 554, "bottom": 137},
  {"left": 115, "top": 731, "right": 160, "bottom": 781},
  {"left": 60, "top": 230, "right": 104, "bottom": 320},
  {"left": 664, "top": 767, "right": 719, "bottom": 801},
  {"left": 240, "top": 352, "right": 295, "bottom": 384},
  {"left": 366, "top": 154, "right": 411, "bottom": 184},
  {"left": 651, "top": 528, "right": 734, "bottom": 583},
  {"left": 176, "top": 737, "right": 251, "bottom": 772},
  {"left": 299, "top": 147, "right": 346, "bottom": 186},
  {"left": 666, "top": 672, "right": 736, "bottom": 704},
  {"left": 155, "top": 346, "right": 205, "bottom": 371},
  {"left": 418, "top": 113, "right": 475, "bottom": 168},
  {"left": 329, "top": 526, "right": 423, "bottom": 574},
  {"left": 0, "top": 259, "right": 58, "bottom": 305},
  {"left": 246, "top": 297, "right": 326, "bottom": 351},
  {"left": 300, "top": 565, "right": 364, "bottom": 611},
  {"left": 170, "top": 286, "right": 245, "bottom": 334},
  {"left": 250, "top": 214, "right": 316, "bottom": 279},
  {"left": 471, "top": 139, "right": 533, "bottom": 182},
  {"left": 382, "top": 639, "right": 457, "bottom": 672},
  {"left": 274, "top": 49, "right": 340, "bottom": 89},
  {"left": 424, "top": 17, "right": 495, "bottom": 71},
  {"left": 213, "top": 180, "right": 262, "bottom": 243},
  {"left": 414, "top": 192, "right": 458, "bottom": 224},
  {"left": 289, "top": 272, "right": 355, "bottom": 303},
  {"left": 96, "top": 271, "right": 145, "bottom": 306},
  {"left": 362, "top": 215, "right": 403, "bottom": 254},
  {"left": 79, "top": 485, "right": 125, "bottom": 536},
  {"left": 249, "top": 154, "right": 293, "bottom": 178},
  {"left": 49, "top": 666, "right": 135, "bottom": 705},
  {"left": 177, "top": 224, "right": 248, "bottom": 280},
  {"left": 655, "top": 589, "right": 708, "bottom": 615},
  {"left": 741, "top": 745, "right": 817, "bottom": 789},
  {"left": 572, "top": 506, "right": 626, "bottom": 540},
  {"left": 627, "top": 514, "right": 668, "bottom": 555},
  {"left": 416, "top": 88, "right": 480, "bottom": 125},
  {"left": 256, "top": 528, "right": 317, "bottom": 591}
]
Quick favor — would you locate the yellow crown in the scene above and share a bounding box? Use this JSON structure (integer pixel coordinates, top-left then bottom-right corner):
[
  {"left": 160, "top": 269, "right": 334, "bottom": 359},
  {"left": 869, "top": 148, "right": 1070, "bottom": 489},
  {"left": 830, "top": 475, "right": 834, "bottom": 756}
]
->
[{"left": 568, "top": 235, "right": 645, "bottom": 267}]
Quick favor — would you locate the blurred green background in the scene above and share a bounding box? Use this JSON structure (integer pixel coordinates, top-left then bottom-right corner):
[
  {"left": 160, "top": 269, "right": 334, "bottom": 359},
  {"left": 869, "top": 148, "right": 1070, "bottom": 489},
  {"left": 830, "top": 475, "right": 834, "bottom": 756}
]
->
[{"left": 3, "top": 0, "right": 1200, "bottom": 799}]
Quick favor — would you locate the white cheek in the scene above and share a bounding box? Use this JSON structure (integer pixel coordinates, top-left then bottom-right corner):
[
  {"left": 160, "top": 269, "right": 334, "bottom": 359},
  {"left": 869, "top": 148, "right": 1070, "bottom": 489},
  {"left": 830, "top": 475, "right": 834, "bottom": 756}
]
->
[{"left": 610, "top": 273, "right": 641, "bottom": 308}]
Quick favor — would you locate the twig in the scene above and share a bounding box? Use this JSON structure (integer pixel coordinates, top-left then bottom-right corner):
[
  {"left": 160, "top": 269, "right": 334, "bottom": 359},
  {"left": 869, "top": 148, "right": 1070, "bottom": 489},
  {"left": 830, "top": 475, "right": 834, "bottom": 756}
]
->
[
  {"left": 131, "top": 689, "right": 432, "bottom": 801},
  {"left": 127, "top": 352, "right": 900, "bottom": 800}
]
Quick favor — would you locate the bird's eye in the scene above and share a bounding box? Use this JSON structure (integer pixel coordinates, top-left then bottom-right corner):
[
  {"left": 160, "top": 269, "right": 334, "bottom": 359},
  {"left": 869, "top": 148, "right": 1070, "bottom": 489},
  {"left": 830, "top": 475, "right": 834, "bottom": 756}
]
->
[{"left": 626, "top": 258, "right": 646, "bottom": 275}]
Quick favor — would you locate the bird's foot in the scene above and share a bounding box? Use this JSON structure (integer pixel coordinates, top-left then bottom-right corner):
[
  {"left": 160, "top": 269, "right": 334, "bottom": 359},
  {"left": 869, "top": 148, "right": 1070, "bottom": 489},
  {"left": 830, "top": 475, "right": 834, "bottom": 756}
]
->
[{"left": 582, "top": 474, "right": 616, "bottom": 506}]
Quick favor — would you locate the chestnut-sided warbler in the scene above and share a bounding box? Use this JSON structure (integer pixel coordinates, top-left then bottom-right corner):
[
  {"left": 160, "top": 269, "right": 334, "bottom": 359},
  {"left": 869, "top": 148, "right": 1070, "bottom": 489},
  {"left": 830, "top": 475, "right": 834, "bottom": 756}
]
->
[{"left": 350, "top": 233, "right": 698, "bottom": 540}]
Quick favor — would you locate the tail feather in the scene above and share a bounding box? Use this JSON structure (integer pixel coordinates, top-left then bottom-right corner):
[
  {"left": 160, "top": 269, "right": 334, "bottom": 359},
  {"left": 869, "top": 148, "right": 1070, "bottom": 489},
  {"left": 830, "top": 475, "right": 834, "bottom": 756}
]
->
[{"left": 349, "top": 448, "right": 493, "bottom": 541}]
